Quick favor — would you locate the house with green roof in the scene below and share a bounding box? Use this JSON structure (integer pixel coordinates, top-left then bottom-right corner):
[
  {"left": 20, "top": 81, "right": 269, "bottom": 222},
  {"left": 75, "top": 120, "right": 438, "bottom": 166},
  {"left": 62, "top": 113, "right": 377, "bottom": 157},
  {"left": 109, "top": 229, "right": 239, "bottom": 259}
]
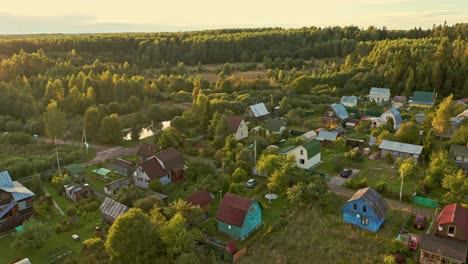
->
[
  {"left": 410, "top": 91, "right": 434, "bottom": 107},
  {"left": 277, "top": 140, "right": 321, "bottom": 169}
]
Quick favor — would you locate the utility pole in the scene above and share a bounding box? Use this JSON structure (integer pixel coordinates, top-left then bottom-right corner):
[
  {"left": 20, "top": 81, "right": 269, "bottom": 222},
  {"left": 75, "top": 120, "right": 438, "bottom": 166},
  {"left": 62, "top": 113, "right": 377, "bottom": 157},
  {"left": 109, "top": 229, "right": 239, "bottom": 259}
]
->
[
  {"left": 56, "top": 148, "right": 62, "bottom": 174},
  {"left": 81, "top": 129, "right": 89, "bottom": 156},
  {"left": 399, "top": 172, "right": 404, "bottom": 203}
]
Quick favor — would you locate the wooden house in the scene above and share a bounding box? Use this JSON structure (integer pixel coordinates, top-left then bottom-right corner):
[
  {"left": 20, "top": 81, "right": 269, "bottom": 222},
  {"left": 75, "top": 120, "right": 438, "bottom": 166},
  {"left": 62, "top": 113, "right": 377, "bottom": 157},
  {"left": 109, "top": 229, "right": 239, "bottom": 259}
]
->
[
  {"left": 185, "top": 189, "right": 214, "bottom": 212},
  {"left": 104, "top": 177, "right": 132, "bottom": 196},
  {"left": 379, "top": 140, "right": 423, "bottom": 163},
  {"left": 342, "top": 187, "right": 388, "bottom": 232},
  {"left": 450, "top": 144, "right": 468, "bottom": 173},
  {"left": 392, "top": 96, "right": 407, "bottom": 109},
  {"left": 155, "top": 147, "right": 185, "bottom": 182},
  {"left": 136, "top": 143, "right": 155, "bottom": 163},
  {"left": 110, "top": 158, "right": 134, "bottom": 177},
  {"left": 0, "top": 171, "right": 34, "bottom": 233},
  {"left": 375, "top": 108, "right": 402, "bottom": 130},
  {"left": 265, "top": 118, "right": 286, "bottom": 136},
  {"left": 322, "top": 103, "right": 349, "bottom": 129},
  {"left": 215, "top": 193, "right": 262, "bottom": 240},
  {"left": 409, "top": 91, "right": 434, "bottom": 107},
  {"left": 100, "top": 197, "right": 129, "bottom": 225},
  {"left": 244, "top": 102, "right": 269, "bottom": 119},
  {"left": 64, "top": 183, "right": 93, "bottom": 203},
  {"left": 316, "top": 130, "right": 338, "bottom": 145},
  {"left": 419, "top": 204, "right": 468, "bottom": 264},
  {"left": 278, "top": 140, "right": 321, "bottom": 169},
  {"left": 226, "top": 115, "right": 248, "bottom": 141},
  {"left": 368, "top": 87, "right": 391, "bottom": 103}
]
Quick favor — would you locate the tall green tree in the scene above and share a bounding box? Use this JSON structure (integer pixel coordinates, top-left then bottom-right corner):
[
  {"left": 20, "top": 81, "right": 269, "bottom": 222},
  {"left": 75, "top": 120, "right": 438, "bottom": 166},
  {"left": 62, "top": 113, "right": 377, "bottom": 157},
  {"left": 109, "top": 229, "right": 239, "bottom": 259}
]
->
[
  {"left": 99, "top": 114, "right": 122, "bottom": 144},
  {"left": 432, "top": 94, "right": 454, "bottom": 136},
  {"left": 43, "top": 100, "right": 66, "bottom": 139},
  {"left": 83, "top": 106, "right": 101, "bottom": 139}
]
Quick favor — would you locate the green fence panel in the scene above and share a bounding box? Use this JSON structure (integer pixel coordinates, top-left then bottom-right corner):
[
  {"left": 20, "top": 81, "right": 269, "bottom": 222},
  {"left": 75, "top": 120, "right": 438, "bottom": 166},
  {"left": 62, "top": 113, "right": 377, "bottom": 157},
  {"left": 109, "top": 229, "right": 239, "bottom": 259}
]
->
[
  {"left": 412, "top": 196, "right": 437, "bottom": 209},
  {"left": 290, "top": 130, "right": 306, "bottom": 136}
]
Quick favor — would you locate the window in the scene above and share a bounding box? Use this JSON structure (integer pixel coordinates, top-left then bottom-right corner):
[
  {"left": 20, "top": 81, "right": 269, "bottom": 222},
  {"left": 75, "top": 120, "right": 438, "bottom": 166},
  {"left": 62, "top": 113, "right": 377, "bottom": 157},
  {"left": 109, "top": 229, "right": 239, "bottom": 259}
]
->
[
  {"left": 300, "top": 159, "right": 305, "bottom": 164},
  {"left": 456, "top": 155, "right": 462, "bottom": 161},
  {"left": 240, "top": 124, "right": 243, "bottom": 128},
  {"left": 328, "top": 111, "right": 333, "bottom": 117},
  {"left": 300, "top": 150, "right": 303, "bottom": 155},
  {"left": 240, "top": 132, "right": 243, "bottom": 136},
  {"left": 448, "top": 226, "right": 456, "bottom": 237},
  {"left": 361, "top": 217, "right": 369, "bottom": 226},
  {"left": 363, "top": 206, "right": 367, "bottom": 213},
  {"left": 353, "top": 204, "right": 357, "bottom": 210},
  {"left": 249, "top": 206, "right": 255, "bottom": 214},
  {"left": 18, "top": 201, "right": 27, "bottom": 211}
]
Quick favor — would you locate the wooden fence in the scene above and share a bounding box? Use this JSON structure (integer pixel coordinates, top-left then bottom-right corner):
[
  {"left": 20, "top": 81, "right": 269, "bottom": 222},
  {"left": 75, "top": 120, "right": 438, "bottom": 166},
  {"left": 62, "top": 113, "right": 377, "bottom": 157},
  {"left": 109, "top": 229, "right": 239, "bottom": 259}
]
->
[{"left": 233, "top": 247, "right": 248, "bottom": 263}]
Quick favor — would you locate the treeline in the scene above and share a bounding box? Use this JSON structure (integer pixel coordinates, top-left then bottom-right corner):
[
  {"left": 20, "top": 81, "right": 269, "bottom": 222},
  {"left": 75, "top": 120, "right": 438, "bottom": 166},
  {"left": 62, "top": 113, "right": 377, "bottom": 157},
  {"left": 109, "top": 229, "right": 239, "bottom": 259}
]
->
[{"left": 1, "top": 24, "right": 466, "bottom": 66}]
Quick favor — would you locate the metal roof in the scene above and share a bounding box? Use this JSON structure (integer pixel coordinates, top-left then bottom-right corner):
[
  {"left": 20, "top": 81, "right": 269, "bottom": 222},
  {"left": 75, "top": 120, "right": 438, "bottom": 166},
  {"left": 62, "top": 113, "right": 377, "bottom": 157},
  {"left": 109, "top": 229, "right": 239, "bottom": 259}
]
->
[
  {"left": 370, "top": 87, "right": 391, "bottom": 95},
  {"left": 248, "top": 103, "right": 269, "bottom": 117},
  {"left": 265, "top": 118, "right": 284, "bottom": 132},
  {"left": 412, "top": 91, "right": 434, "bottom": 104},
  {"left": 0, "top": 171, "right": 14, "bottom": 186},
  {"left": 92, "top": 168, "right": 111, "bottom": 176},
  {"left": 331, "top": 103, "right": 349, "bottom": 120},
  {"left": 386, "top": 108, "right": 403, "bottom": 125},
  {"left": 302, "top": 140, "right": 321, "bottom": 159},
  {"left": 340, "top": 96, "right": 358, "bottom": 104},
  {"left": 316, "top": 131, "right": 338, "bottom": 141},
  {"left": 420, "top": 234, "right": 468, "bottom": 262},
  {"left": 0, "top": 171, "right": 35, "bottom": 201},
  {"left": 0, "top": 200, "right": 17, "bottom": 218},
  {"left": 450, "top": 144, "right": 468, "bottom": 157},
  {"left": 347, "top": 187, "right": 388, "bottom": 221},
  {"left": 100, "top": 197, "right": 129, "bottom": 221},
  {"left": 378, "top": 140, "right": 423, "bottom": 155},
  {"left": 277, "top": 145, "right": 297, "bottom": 154}
]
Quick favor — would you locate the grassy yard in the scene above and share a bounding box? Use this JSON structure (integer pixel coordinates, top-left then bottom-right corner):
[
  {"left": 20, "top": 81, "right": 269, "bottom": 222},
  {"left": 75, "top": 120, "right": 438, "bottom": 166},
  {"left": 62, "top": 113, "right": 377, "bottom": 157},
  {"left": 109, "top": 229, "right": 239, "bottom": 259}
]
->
[
  {"left": 239, "top": 194, "right": 413, "bottom": 264},
  {"left": 81, "top": 164, "right": 127, "bottom": 195}
]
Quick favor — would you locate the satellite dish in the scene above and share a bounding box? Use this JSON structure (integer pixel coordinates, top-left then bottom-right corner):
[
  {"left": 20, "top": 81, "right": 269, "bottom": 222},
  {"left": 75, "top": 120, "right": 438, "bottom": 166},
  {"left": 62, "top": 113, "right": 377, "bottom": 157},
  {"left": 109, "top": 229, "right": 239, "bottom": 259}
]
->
[
  {"left": 356, "top": 214, "right": 361, "bottom": 218},
  {"left": 438, "top": 226, "right": 443, "bottom": 231}
]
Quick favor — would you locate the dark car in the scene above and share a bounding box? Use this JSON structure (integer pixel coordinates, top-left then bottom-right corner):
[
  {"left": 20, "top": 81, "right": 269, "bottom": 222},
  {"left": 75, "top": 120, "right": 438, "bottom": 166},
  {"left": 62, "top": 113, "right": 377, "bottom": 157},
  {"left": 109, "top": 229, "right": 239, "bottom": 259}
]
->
[
  {"left": 246, "top": 179, "right": 257, "bottom": 188},
  {"left": 340, "top": 169, "right": 353, "bottom": 178},
  {"left": 413, "top": 215, "right": 425, "bottom": 230}
]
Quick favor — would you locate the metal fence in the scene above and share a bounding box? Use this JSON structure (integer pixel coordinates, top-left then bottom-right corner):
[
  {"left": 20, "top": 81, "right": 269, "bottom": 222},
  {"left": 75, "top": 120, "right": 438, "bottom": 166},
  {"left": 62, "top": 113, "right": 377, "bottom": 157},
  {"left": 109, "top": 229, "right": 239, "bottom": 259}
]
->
[{"left": 412, "top": 196, "right": 437, "bottom": 209}]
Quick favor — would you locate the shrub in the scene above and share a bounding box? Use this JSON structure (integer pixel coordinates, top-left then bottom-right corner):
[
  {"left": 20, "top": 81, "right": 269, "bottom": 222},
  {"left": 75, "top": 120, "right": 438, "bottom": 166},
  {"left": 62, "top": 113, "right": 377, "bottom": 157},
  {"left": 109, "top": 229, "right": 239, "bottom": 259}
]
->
[
  {"left": 231, "top": 168, "right": 248, "bottom": 183},
  {"left": 0, "top": 132, "right": 33, "bottom": 145},
  {"left": 12, "top": 218, "right": 53, "bottom": 249},
  {"left": 66, "top": 206, "right": 77, "bottom": 216},
  {"left": 344, "top": 148, "right": 363, "bottom": 161},
  {"left": 357, "top": 178, "right": 368, "bottom": 189},
  {"left": 376, "top": 181, "right": 388, "bottom": 194},
  {"left": 148, "top": 180, "right": 163, "bottom": 192},
  {"left": 385, "top": 152, "right": 394, "bottom": 164}
]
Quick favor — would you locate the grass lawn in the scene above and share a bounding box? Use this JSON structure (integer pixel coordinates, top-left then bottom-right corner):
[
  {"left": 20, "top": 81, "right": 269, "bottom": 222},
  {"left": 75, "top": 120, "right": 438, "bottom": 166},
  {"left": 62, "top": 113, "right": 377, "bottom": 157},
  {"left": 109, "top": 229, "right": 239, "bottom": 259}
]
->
[{"left": 81, "top": 164, "right": 127, "bottom": 195}]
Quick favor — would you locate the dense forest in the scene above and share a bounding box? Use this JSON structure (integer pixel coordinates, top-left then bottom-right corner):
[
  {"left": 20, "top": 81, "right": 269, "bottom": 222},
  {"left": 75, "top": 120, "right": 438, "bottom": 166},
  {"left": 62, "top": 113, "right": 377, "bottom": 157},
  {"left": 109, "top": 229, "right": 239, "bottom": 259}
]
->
[{"left": 0, "top": 23, "right": 467, "bottom": 143}]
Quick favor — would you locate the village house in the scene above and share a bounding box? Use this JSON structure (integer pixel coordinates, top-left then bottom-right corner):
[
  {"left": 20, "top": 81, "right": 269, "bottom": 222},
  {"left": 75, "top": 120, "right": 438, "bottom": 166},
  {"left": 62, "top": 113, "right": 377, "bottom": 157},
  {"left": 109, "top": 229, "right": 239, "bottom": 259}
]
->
[
  {"left": 322, "top": 103, "right": 349, "bottom": 129},
  {"left": 374, "top": 108, "right": 402, "bottom": 130},
  {"left": 333, "top": 125, "right": 346, "bottom": 136},
  {"left": 342, "top": 187, "right": 388, "bottom": 232},
  {"left": 136, "top": 143, "right": 155, "bottom": 163},
  {"left": 265, "top": 118, "right": 286, "bottom": 136},
  {"left": 367, "top": 87, "right": 391, "bottom": 103},
  {"left": 391, "top": 96, "right": 407, "bottom": 109},
  {"left": 215, "top": 193, "right": 262, "bottom": 240},
  {"left": 340, "top": 96, "right": 358, "bottom": 108},
  {"left": 450, "top": 109, "right": 468, "bottom": 133},
  {"left": 185, "top": 189, "right": 214, "bottom": 212},
  {"left": 449, "top": 144, "right": 468, "bottom": 174},
  {"left": 278, "top": 140, "right": 321, "bottom": 169},
  {"left": 104, "top": 177, "right": 132, "bottom": 196},
  {"left": 134, "top": 147, "right": 185, "bottom": 188},
  {"left": 419, "top": 203, "right": 468, "bottom": 264},
  {"left": 379, "top": 140, "right": 423, "bottom": 163},
  {"left": 100, "top": 197, "right": 129, "bottom": 225},
  {"left": 316, "top": 130, "right": 338, "bottom": 144},
  {"left": 226, "top": 115, "right": 248, "bottom": 141},
  {"left": 244, "top": 102, "right": 269, "bottom": 119},
  {"left": 409, "top": 91, "right": 434, "bottom": 107},
  {"left": 63, "top": 164, "right": 84, "bottom": 178},
  {"left": 300, "top": 130, "right": 317, "bottom": 142},
  {"left": 64, "top": 183, "right": 93, "bottom": 203},
  {"left": 110, "top": 158, "right": 134, "bottom": 177},
  {"left": 0, "top": 171, "right": 34, "bottom": 233}
]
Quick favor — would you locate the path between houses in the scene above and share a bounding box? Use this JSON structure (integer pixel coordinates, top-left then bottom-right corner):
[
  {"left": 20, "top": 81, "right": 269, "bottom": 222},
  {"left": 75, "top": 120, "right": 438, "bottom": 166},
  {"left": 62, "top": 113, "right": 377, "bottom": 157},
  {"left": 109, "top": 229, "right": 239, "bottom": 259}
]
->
[{"left": 327, "top": 184, "right": 435, "bottom": 219}]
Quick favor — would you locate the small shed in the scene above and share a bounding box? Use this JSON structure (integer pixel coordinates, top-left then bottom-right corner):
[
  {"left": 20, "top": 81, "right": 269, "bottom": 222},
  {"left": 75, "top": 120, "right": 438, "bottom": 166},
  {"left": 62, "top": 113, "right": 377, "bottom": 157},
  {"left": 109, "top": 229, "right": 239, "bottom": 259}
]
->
[
  {"left": 185, "top": 189, "right": 214, "bottom": 212},
  {"left": 245, "top": 103, "right": 270, "bottom": 118},
  {"left": 104, "top": 177, "right": 132, "bottom": 196},
  {"left": 111, "top": 158, "right": 134, "bottom": 177},
  {"left": 300, "top": 130, "right": 317, "bottom": 141},
  {"left": 316, "top": 131, "right": 338, "bottom": 143},
  {"left": 415, "top": 113, "right": 425, "bottom": 123},
  {"left": 265, "top": 118, "right": 286, "bottom": 135},
  {"left": 379, "top": 140, "right": 423, "bottom": 162},
  {"left": 342, "top": 187, "right": 388, "bottom": 232},
  {"left": 100, "top": 197, "right": 129, "bottom": 225},
  {"left": 392, "top": 96, "right": 407, "bottom": 109},
  {"left": 63, "top": 164, "right": 84, "bottom": 178},
  {"left": 64, "top": 183, "right": 93, "bottom": 203},
  {"left": 340, "top": 96, "right": 358, "bottom": 108}
]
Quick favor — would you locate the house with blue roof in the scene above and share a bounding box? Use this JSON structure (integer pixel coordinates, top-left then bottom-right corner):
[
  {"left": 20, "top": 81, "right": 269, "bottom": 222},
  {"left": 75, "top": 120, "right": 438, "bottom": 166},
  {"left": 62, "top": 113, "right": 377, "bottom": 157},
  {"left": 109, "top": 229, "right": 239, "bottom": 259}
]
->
[
  {"left": 340, "top": 96, "right": 358, "bottom": 108},
  {"left": 342, "top": 187, "right": 388, "bottom": 232},
  {"left": 0, "top": 171, "right": 35, "bottom": 232},
  {"left": 244, "top": 102, "right": 270, "bottom": 119},
  {"left": 368, "top": 87, "right": 391, "bottom": 103},
  {"left": 322, "top": 103, "right": 349, "bottom": 128},
  {"left": 375, "top": 108, "right": 402, "bottom": 130}
]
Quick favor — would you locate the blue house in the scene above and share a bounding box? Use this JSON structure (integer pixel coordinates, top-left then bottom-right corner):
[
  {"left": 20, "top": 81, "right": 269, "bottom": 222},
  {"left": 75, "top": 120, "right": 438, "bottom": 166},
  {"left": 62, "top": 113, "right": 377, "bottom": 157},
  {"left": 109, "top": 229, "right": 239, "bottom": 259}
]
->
[
  {"left": 215, "top": 193, "right": 262, "bottom": 240},
  {"left": 342, "top": 187, "right": 388, "bottom": 232}
]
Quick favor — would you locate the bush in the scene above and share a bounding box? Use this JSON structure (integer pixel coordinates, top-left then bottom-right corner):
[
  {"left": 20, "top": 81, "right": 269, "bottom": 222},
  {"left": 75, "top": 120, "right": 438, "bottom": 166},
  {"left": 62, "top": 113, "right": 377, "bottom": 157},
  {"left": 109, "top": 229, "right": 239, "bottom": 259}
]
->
[
  {"left": 385, "top": 152, "right": 394, "bottom": 164},
  {"left": 66, "top": 206, "right": 77, "bottom": 216},
  {"left": 148, "top": 180, "right": 163, "bottom": 192},
  {"left": 344, "top": 147, "right": 363, "bottom": 161},
  {"left": 12, "top": 218, "right": 53, "bottom": 249},
  {"left": 231, "top": 168, "right": 248, "bottom": 182},
  {"left": 357, "top": 178, "right": 368, "bottom": 189},
  {"left": 0, "top": 132, "right": 33, "bottom": 145},
  {"left": 376, "top": 181, "right": 388, "bottom": 194}
]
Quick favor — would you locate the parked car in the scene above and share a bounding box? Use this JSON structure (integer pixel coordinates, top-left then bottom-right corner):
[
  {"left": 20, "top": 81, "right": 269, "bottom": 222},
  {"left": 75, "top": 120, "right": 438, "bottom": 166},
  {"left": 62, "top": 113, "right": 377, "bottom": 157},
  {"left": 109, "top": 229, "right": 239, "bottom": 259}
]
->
[
  {"left": 246, "top": 179, "right": 257, "bottom": 188},
  {"left": 413, "top": 215, "right": 425, "bottom": 230},
  {"left": 340, "top": 169, "right": 353, "bottom": 178}
]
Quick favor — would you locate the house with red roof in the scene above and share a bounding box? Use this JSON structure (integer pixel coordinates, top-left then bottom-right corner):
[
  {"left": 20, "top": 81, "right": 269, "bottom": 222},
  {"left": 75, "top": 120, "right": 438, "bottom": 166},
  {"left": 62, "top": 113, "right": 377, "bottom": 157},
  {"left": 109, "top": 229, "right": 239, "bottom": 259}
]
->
[
  {"left": 185, "top": 189, "right": 214, "bottom": 212},
  {"left": 215, "top": 193, "right": 262, "bottom": 240},
  {"left": 419, "top": 203, "right": 468, "bottom": 264},
  {"left": 226, "top": 115, "right": 248, "bottom": 141}
]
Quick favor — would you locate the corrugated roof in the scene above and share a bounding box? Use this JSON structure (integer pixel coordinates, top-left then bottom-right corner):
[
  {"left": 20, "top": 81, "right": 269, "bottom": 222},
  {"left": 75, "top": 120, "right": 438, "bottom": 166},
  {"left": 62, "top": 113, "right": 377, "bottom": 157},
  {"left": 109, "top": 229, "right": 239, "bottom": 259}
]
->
[
  {"left": 277, "top": 145, "right": 297, "bottom": 154},
  {"left": 105, "top": 177, "right": 131, "bottom": 190},
  {"left": 378, "top": 140, "right": 423, "bottom": 155},
  {"left": 436, "top": 203, "right": 468, "bottom": 241},
  {"left": 248, "top": 103, "right": 269, "bottom": 117},
  {"left": 140, "top": 156, "right": 167, "bottom": 180},
  {"left": 185, "top": 189, "right": 214, "bottom": 207},
  {"left": 302, "top": 140, "right": 320, "bottom": 159},
  {"left": 112, "top": 158, "right": 133, "bottom": 169},
  {"left": 0, "top": 171, "right": 13, "bottom": 187},
  {"left": 0, "top": 171, "right": 34, "bottom": 201},
  {"left": 63, "top": 164, "right": 84, "bottom": 175},
  {"left": 100, "top": 197, "right": 128, "bottom": 221},
  {"left": 420, "top": 234, "right": 468, "bottom": 262},
  {"left": 215, "top": 193, "right": 254, "bottom": 227},
  {"left": 226, "top": 115, "right": 243, "bottom": 133},
  {"left": 412, "top": 91, "right": 434, "bottom": 104},
  {"left": 347, "top": 187, "right": 388, "bottom": 220},
  {"left": 370, "top": 87, "right": 391, "bottom": 95},
  {"left": 331, "top": 103, "right": 349, "bottom": 120},
  {"left": 300, "top": 130, "right": 317, "bottom": 141},
  {"left": 265, "top": 118, "right": 284, "bottom": 132},
  {"left": 341, "top": 96, "right": 358, "bottom": 104},
  {"left": 137, "top": 143, "right": 155, "bottom": 157},
  {"left": 0, "top": 200, "right": 17, "bottom": 218},
  {"left": 92, "top": 168, "right": 111, "bottom": 176},
  {"left": 450, "top": 144, "right": 468, "bottom": 157},
  {"left": 387, "top": 108, "right": 403, "bottom": 125},
  {"left": 316, "top": 131, "right": 338, "bottom": 141},
  {"left": 155, "top": 147, "right": 184, "bottom": 172}
]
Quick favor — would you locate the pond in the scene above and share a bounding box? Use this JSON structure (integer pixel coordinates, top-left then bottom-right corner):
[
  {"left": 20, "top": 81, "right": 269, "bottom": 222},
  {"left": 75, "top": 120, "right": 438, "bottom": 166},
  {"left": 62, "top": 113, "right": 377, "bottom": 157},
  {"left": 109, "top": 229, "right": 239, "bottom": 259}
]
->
[{"left": 123, "top": 121, "right": 171, "bottom": 140}]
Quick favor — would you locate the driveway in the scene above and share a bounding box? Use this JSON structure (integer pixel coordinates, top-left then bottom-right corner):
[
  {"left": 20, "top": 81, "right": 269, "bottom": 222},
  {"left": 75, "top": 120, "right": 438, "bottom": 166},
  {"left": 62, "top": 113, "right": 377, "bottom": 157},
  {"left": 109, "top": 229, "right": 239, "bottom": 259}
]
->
[{"left": 328, "top": 169, "right": 360, "bottom": 186}]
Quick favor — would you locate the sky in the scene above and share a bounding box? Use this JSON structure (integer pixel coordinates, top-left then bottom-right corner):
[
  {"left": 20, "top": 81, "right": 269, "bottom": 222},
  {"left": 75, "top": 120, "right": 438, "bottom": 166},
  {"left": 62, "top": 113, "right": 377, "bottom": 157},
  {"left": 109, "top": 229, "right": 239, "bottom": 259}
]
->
[{"left": 0, "top": 0, "right": 466, "bottom": 34}]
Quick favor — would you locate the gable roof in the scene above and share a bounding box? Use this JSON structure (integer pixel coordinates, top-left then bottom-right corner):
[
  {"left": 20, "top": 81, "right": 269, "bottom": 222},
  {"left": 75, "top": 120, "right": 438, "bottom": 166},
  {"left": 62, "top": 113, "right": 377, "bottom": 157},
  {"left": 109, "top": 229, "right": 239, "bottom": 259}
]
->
[
  {"left": 112, "top": 158, "right": 133, "bottom": 169},
  {"left": 137, "top": 143, "right": 155, "bottom": 157},
  {"left": 392, "top": 96, "right": 407, "bottom": 103},
  {"left": 384, "top": 108, "right": 403, "bottom": 125},
  {"left": 341, "top": 96, "right": 358, "bottom": 104},
  {"left": 248, "top": 103, "right": 269, "bottom": 117},
  {"left": 226, "top": 115, "right": 243, "bottom": 133},
  {"left": 302, "top": 140, "right": 320, "bottom": 159},
  {"left": 451, "top": 109, "right": 468, "bottom": 125},
  {"left": 265, "top": 118, "right": 285, "bottom": 132},
  {"left": 412, "top": 91, "right": 434, "bottom": 105},
  {"left": 347, "top": 187, "right": 388, "bottom": 220},
  {"left": 316, "top": 131, "right": 338, "bottom": 141},
  {"left": 100, "top": 197, "right": 129, "bottom": 221},
  {"left": 450, "top": 144, "right": 468, "bottom": 157},
  {"left": 420, "top": 234, "right": 468, "bottom": 262},
  {"left": 333, "top": 125, "right": 346, "bottom": 134},
  {"left": 330, "top": 103, "right": 349, "bottom": 120},
  {"left": 436, "top": 203, "right": 468, "bottom": 241},
  {"left": 140, "top": 156, "right": 167, "bottom": 180},
  {"left": 369, "top": 87, "right": 391, "bottom": 96},
  {"left": 63, "top": 164, "right": 84, "bottom": 175},
  {"left": 215, "top": 193, "right": 255, "bottom": 227},
  {"left": 300, "top": 130, "right": 317, "bottom": 141},
  {"left": 155, "top": 147, "right": 184, "bottom": 171},
  {"left": 277, "top": 145, "right": 297, "bottom": 155},
  {"left": 105, "top": 177, "right": 131, "bottom": 190},
  {"left": 0, "top": 200, "right": 17, "bottom": 219},
  {"left": 378, "top": 140, "right": 423, "bottom": 155},
  {"left": 0, "top": 171, "right": 35, "bottom": 201},
  {"left": 185, "top": 189, "right": 214, "bottom": 207}
]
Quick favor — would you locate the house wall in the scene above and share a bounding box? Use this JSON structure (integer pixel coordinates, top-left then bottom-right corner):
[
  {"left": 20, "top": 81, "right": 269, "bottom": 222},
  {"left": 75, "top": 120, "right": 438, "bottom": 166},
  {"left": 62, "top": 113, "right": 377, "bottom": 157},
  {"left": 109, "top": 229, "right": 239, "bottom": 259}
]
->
[
  {"left": 368, "top": 94, "right": 390, "bottom": 103},
  {"left": 434, "top": 222, "right": 467, "bottom": 241},
  {"left": 134, "top": 169, "right": 150, "bottom": 189},
  {"left": 342, "top": 199, "right": 384, "bottom": 232},
  {"left": 265, "top": 126, "right": 285, "bottom": 136},
  {"left": 380, "top": 149, "right": 420, "bottom": 163},
  {"left": 235, "top": 120, "right": 249, "bottom": 140},
  {"left": 287, "top": 146, "right": 321, "bottom": 169},
  {"left": 240, "top": 202, "right": 262, "bottom": 239},
  {"left": 341, "top": 101, "right": 357, "bottom": 108},
  {"left": 376, "top": 111, "right": 399, "bottom": 130},
  {"left": 218, "top": 221, "right": 243, "bottom": 239}
]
